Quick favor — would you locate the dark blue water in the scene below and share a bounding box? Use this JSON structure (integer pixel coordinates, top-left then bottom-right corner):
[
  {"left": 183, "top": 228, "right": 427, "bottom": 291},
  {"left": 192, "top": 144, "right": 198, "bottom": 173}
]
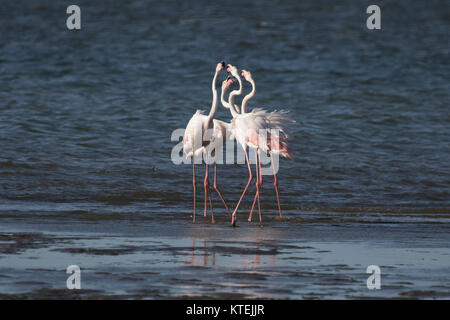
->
[
  {"left": 0, "top": 0, "right": 449, "bottom": 299},
  {"left": 1, "top": 0, "right": 448, "bottom": 214}
]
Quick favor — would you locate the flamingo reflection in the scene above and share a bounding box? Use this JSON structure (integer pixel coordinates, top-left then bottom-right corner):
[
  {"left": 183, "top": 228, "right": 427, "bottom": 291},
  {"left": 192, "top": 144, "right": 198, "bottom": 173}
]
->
[{"left": 186, "top": 239, "right": 276, "bottom": 268}]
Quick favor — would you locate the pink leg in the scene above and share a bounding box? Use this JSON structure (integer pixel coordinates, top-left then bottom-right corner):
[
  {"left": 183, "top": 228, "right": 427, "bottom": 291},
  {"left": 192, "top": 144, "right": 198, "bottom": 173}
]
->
[
  {"left": 257, "top": 150, "right": 262, "bottom": 225},
  {"left": 192, "top": 150, "right": 196, "bottom": 223},
  {"left": 209, "top": 186, "right": 214, "bottom": 224},
  {"left": 231, "top": 148, "right": 253, "bottom": 227},
  {"left": 271, "top": 153, "right": 282, "bottom": 219},
  {"left": 259, "top": 149, "right": 263, "bottom": 188},
  {"left": 249, "top": 149, "right": 260, "bottom": 222},
  {"left": 213, "top": 163, "right": 232, "bottom": 217},
  {"left": 204, "top": 156, "right": 214, "bottom": 223},
  {"left": 204, "top": 161, "right": 209, "bottom": 217}
]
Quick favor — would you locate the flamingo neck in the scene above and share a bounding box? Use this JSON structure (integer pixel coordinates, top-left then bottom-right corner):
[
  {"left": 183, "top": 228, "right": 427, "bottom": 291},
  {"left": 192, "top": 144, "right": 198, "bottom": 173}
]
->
[
  {"left": 241, "top": 79, "right": 255, "bottom": 114},
  {"left": 228, "top": 74, "right": 242, "bottom": 115},
  {"left": 207, "top": 70, "right": 219, "bottom": 122},
  {"left": 221, "top": 87, "right": 238, "bottom": 118}
]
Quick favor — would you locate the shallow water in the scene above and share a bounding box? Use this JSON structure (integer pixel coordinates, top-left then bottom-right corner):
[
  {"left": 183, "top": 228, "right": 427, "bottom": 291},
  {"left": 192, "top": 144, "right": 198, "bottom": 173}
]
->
[
  {"left": 0, "top": 214, "right": 449, "bottom": 299},
  {"left": 0, "top": 0, "right": 449, "bottom": 299}
]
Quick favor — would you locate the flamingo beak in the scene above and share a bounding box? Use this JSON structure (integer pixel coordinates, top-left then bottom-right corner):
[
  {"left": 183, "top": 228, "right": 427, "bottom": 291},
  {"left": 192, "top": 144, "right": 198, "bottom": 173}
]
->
[{"left": 225, "top": 76, "right": 234, "bottom": 86}]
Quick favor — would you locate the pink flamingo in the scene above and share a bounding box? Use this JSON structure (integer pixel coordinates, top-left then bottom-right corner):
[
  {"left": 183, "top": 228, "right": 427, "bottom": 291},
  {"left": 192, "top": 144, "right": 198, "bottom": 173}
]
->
[
  {"left": 240, "top": 70, "right": 293, "bottom": 223},
  {"left": 183, "top": 62, "right": 232, "bottom": 223},
  {"left": 223, "top": 65, "right": 294, "bottom": 226}
]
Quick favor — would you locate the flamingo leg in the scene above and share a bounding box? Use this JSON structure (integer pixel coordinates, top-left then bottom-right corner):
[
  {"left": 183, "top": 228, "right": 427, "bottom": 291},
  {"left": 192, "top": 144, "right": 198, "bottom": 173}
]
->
[
  {"left": 208, "top": 184, "right": 214, "bottom": 223},
  {"left": 204, "top": 155, "right": 214, "bottom": 222},
  {"left": 208, "top": 168, "right": 214, "bottom": 224},
  {"left": 271, "top": 153, "right": 282, "bottom": 219},
  {"left": 231, "top": 147, "right": 253, "bottom": 227},
  {"left": 249, "top": 149, "right": 260, "bottom": 222},
  {"left": 257, "top": 150, "right": 262, "bottom": 225},
  {"left": 259, "top": 149, "right": 263, "bottom": 188},
  {"left": 204, "top": 161, "right": 208, "bottom": 217},
  {"left": 192, "top": 149, "right": 196, "bottom": 223},
  {"left": 213, "top": 163, "right": 232, "bottom": 217},
  {"left": 258, "top": 150, "right": 262, "bottom": 227}
]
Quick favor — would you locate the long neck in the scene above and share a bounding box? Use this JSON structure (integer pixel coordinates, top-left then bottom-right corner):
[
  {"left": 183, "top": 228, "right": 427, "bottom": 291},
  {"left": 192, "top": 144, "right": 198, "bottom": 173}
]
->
[
  {"left": 221, "top": 87, "right": 238, "bottom": 118},
  {"left": 207, "top": 70, "right": 219, "bottom": 123},
  {"left": 241, "top": 79, "right": 255, "bottom": 114},
  {"left": 228, "top": 74, "right": 242, "bottom": 115}
]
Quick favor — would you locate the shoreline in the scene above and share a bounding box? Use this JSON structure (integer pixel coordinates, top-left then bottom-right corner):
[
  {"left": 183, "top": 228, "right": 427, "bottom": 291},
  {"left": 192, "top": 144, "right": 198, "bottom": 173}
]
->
[{"left": 0, "top": 212, "right": 448, "bottom": 299}]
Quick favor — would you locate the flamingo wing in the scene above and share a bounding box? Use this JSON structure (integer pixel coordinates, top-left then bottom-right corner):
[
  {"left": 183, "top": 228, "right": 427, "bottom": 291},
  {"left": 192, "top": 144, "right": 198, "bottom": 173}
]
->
[{"left": 183, "top": 110, "right": 209, "bottom": 158}]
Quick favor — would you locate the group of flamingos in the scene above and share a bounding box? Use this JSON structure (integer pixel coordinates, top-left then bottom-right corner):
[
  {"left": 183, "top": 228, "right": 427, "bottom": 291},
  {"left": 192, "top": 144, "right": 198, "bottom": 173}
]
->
[{"left": 183, "top": 62, "right": 294, "bottom": 227}]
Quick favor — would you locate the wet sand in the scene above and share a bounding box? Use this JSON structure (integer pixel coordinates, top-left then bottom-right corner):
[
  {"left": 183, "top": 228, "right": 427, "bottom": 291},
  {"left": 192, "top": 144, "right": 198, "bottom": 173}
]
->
[{"left": 0, "top": 209, "right": 449, "bottom": 299}]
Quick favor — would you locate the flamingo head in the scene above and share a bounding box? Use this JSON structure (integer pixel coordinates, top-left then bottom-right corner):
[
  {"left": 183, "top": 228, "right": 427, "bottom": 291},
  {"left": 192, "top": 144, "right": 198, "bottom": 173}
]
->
[
  {"left": 216, "top": 61, "right": 225, "bottom": 72},
  {"left": 226, "top": 64, "right": 238, "bottom": 77},
  {"left": 221, "top": 76, "right": 235, "bottom": 91},
  {"left": 241, "top": 69, "right": 252, "bottom": 81}
]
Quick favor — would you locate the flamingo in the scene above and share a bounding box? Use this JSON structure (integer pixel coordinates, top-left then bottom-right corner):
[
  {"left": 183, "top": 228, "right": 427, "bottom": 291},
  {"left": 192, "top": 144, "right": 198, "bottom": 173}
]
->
[
  {"left": 221, "top": 63, "right": 264, "bottom": 226},
  {"left": 222, "top": 65, "right": 294, "bottom": 226},
  {"left": 182, "top": 61, "right": 232, "bottom": 223},
  {"left": 240, "top": 70, "right": 294, "bottom": 223}
]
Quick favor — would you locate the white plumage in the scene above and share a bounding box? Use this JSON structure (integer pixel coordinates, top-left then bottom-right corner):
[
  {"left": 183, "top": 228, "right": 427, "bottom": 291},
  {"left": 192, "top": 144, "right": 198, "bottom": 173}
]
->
[
  {"left": 221, "top": 65, "right": 295, "bottom": 226},
  {"left": 182, "top": 62, "right": 233, "bottom": 223}
]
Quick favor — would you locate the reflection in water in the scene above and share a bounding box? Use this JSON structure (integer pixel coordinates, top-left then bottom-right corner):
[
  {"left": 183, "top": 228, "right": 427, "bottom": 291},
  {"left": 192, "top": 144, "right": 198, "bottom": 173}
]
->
[
  {"left": 187, "top": 239, "right": 215, "bottom": 267},
  {"left": 187, "top": 238, "right": 276, "bottom": 269}
]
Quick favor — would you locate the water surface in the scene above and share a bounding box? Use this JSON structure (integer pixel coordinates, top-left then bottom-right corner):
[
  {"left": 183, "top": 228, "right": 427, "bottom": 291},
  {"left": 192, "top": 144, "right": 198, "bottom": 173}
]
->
[{"left": 0, "top": 0, "right": 449, "bottom": 299}]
